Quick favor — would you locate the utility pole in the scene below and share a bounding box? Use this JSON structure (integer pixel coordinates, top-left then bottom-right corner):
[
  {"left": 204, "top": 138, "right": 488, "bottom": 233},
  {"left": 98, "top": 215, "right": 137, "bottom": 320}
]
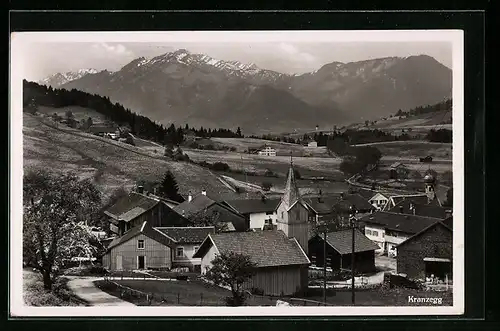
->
[{"left": 350, "top": 205, "right": 357, "bottom": 305}]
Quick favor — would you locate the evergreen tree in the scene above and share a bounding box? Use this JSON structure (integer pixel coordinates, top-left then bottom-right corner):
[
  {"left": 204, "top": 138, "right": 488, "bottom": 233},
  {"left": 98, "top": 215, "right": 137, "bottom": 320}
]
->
[
  {"left": 158, "top": 170, "right": 184, "bottom": 202},
  {"left": 236, "top": 127, "right": 242, "bottom": 137}
]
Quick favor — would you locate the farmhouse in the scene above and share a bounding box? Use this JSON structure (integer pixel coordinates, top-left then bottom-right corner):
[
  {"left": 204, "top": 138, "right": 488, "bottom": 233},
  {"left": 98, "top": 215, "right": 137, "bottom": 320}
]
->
[
  {"left": 154, "top": 226, "right": 215, "bottom": 272},
  {"left": 258, "top": 146, "right": 277, "bottom": 156},
  {"left": 368, "top": 192, "right": 392, "bottom": 210},
  {"left": 308, "top": 229, "right": 379, "bottom": 273},
  {"left": 307, "top": 141, "right": 318, "bottom": 148},
  {"left": 222, "top": 197, "right": 280, "bottom": 230},
  {"left": 104, "top": 190, "right": 190, "bottom": 236},
  {"left": 396, "top": 217, "right": 453, "bottom": 281},
  {"left": 102, "top": 221, "right": 175, "bottom": 271},
  {"left": 172, "top": 190, "right": 247, "bottom": 232},
  {"left": 359, "top": 211, "right": 443, "bottom": 255},
  {"left": 193, "top": 230, "right": 310, "bottom": 296},
  {"left": 389, "top": 162, "right": 409, "bottom": 179},
  {"left": 89, "top": 125, "right": 120, "bottom": 138}
]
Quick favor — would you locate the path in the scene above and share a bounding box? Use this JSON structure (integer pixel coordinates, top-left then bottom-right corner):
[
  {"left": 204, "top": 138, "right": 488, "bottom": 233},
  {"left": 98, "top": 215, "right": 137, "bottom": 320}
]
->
[{"left": 66, "top": 276, "right": 135, "bottom": 306}]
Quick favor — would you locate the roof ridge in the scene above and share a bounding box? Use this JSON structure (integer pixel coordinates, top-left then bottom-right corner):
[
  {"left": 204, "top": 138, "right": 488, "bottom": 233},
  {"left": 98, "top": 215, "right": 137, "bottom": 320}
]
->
[
  {"left": 382, "top": 211, "right": 443, "bottom": 220},
  {"left": 155, "top": 226, "right": 215, "bottom": 229}
]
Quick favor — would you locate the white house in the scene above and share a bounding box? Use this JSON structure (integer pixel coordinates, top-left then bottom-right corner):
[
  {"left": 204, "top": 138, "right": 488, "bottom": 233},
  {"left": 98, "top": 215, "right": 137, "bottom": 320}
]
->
[
  {"left": 223, "top": 198, "right": 281, "bottom": 230},
  {"left": 307, "top": 141, "right": 318, "bottom": 148},
  {"left": 359, "top": 211, "right": 443, "bottom": 255},
  {"left": 368, "top": 192, "right": 390, "bottom": 210},
  {"left": 258, "top": 146, "right": 277, "bottom": 156}
]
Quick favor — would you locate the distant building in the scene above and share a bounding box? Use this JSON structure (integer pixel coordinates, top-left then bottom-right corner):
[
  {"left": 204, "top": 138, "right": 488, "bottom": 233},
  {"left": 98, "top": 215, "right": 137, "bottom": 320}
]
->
[
  {"left": 307, "top": 141, "right": 318, "bottom": 148},
  {"left": 258, "top": 146, "right": 276, "bottom": 156},
  {"left": 389, "top": 162, "right": 409, "bottom": 179},
  {"left": 397, "top": 217, "right": 453, "bottom": 281},
  {"left": 89, "top": 125, "right": 120, "bottom": 138},
  {"left": 308, "top": 229, "right": 379, "bottom": 273}
]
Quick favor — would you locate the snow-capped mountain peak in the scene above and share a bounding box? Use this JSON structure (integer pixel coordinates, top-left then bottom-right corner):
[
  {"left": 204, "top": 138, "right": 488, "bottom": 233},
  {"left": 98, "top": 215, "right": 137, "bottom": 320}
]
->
[{"left": 38, "top": 68, "right": 99, "bottom": 87}]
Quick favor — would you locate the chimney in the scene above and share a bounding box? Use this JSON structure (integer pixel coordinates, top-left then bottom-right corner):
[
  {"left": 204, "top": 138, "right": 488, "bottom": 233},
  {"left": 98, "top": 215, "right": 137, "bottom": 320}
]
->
[
  {"left": 201, "top": 189, "right": 207, "bottom": 196},
  {"left": 137, "top": 185, "right": 144, "bottom": 194},
  {"left": 399, "top": 206, "right": 404, "bottom": 214}
]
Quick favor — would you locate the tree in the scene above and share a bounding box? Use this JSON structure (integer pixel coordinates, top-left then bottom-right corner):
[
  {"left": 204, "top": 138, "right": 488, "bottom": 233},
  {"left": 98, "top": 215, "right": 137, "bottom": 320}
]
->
[
  {"left": 65, "top": 110, "right": 74, "bottom": 120},
  {"left": 188, "top": 210, "right": 228, "bottom": 233},
  {"left": 23, "top": 170, "right": 101, "bottom": 290},
  {"left": 158, "top": 171, "right": 184, "bottom": 202},
  {"left": 236, "top": 127, "right": 242, "bottom": 138},
  {"left": 261, "top": 181, "right": 273, "bottom": 191},
  {"left": 293, "top": 169, "right": 302, "bottom": 180},
  {"left": 125, "top": 135, "right": 135, "bottom": 146},
  {"left": 205, "top": 252, "right": 257, "bottom": 306}
]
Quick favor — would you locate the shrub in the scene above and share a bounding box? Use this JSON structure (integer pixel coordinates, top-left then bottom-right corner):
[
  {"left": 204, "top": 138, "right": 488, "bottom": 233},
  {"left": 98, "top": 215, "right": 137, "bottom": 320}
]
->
[
  {"left": 212, "top": 162, "right": 230, "bottom": 172},
  {"left": 264, "top": 169, "right": 278, "bottom": 177},
  {"left": 250, "top": 287, "right": 264, "bottom": 296},
  {"left": 262, "top": 181, "right": 273, "bottom": 191}
]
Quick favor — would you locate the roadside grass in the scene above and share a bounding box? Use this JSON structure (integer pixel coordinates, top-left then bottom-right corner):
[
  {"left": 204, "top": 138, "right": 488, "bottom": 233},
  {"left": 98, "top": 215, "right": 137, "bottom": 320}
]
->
[
  {"left": 23, "top": 270, "right": 88, "bottom": 306},
  {"left": 94, "top": 279, "right": 273, "bottom": 306}
]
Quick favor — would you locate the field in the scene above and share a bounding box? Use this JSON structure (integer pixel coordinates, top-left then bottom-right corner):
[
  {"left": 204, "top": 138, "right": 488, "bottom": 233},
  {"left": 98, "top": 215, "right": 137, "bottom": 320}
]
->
[
  {"left": 210, "top": 137, "right": 329, "bottom": 157},
  {"left": 355, "top": 141, "right": 452, "bottom": 159},
  {"left": 23, "top": 113, "right": 237, "bottom": 200},
  {"left": 37, "top": 105, "right": 109, "bottom": 124}
]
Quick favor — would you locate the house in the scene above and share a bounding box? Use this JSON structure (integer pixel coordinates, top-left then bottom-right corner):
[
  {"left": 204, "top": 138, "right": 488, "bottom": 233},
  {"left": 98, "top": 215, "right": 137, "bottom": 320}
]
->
[
  {"left": 154, "top": 226, "right": 215, "bottom": 272},
  {"left": 368, "top": 192, "right": 391, "bottom": 210},
  {"left": 389, "top": 162, "right": 409, "bottom": 179},
  {"left": 308, "top": 229, "right": 380, "bottom": 273},
  {"left": 359, "top": 211, "right": 443, "bottom": 255},
  {"left": 258, "top": 146, "right": 277, "bottom": 156},
  {"left": 303, "top": 192, "right": 375, "bottom": 229},
  {"left": 222, "top": 197, "right": 281, "bottom": 230},
  {"left": 275, "top": 162, "right": 311, "bottom": 254},
  {"left": 102, "top": 221, "right": 176, "bottom": 271},
  {"left": 388, "top": 199, "right": 451, "bottom": 219},
  {"left": 307, "top": 141, "right": 318, "bottom": 148},
  {"left": 396, "top": 217, "right": 453, "bottom": 281},
  {"left": 104, "top": 190, "right": 190, "bottom": 236},
  {"left": 89, "top": 125, "right": 119, "bottom": 138},
  {"left": 172, "top": 190, "right": 247, "bottom": 232},
  {"left": 193, "top": 230, "right": 310, "bottom": 296}
]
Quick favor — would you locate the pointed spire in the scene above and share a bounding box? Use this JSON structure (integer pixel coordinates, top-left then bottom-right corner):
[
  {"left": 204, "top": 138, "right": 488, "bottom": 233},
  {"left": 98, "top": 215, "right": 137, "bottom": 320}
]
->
[{"left": 282, "top": 161, "right": 301, "bottom": 208}]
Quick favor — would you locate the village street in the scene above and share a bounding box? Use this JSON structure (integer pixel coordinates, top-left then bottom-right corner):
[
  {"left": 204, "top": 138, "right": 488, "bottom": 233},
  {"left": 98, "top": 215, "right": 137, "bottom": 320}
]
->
[{"left": 66, "top": 276, "right": 135, "bottom": 306}]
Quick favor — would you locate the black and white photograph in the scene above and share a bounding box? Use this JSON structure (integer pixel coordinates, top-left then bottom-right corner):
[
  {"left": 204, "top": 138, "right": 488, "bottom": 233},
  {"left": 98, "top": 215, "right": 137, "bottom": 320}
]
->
[{"left": 10, "top": 30, "right": 464, "bottom": 316}]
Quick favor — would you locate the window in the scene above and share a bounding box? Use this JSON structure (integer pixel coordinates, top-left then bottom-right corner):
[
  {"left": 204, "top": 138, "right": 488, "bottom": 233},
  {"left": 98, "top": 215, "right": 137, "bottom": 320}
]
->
[
  {"left": 372, "top": 231, "right": 379, "bottom": 237},
  {"left": 382, "top": 232, "right": 385, "bottom": 238},
  {"left": 265, "top": 219, "right": 272, "bottom": 225},
  {"left": 365, "top": 229, "right": 372, "bottom": 235},
  {"left": 176, "top": 247, "right": 184, "bottom": 257},
  {"left": 137, "top": 239, "right": 144, "bottom": 249},
  {"left": 281, "top": 212, "right": 284, "bottom": 219},
  {"left": 193, "top": 246, "right": 199, "bottom": 253},
  {"left": 266, "top": 211, "right": 274, "bottom": 215}
]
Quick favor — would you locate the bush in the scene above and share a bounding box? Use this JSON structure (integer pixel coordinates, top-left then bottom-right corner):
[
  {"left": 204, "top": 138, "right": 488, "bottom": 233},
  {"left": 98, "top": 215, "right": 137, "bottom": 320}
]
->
[
  {"left": 225, "top": 292, "right": 246, "bottom": 306},
  {"left": 264, "top": 169, "right": 278, "bottom": 177},
  {"left": 250, "top": 287, "right": 264, "bottom": 296},
  {"left": 229, "top": 147, "right": 237, "bottom": 152},
  {"left": 212, "top": 162, "right": 230, "bottom": 172},
  {"left": 262, "top": 181, "right": 273, "bottom": 191}
]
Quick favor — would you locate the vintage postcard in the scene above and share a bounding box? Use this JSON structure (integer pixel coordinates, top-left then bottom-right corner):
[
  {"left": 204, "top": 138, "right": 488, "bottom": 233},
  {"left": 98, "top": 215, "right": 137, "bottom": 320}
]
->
[{"left": 10, "top": 30, "right": 464, "bottom": 316}]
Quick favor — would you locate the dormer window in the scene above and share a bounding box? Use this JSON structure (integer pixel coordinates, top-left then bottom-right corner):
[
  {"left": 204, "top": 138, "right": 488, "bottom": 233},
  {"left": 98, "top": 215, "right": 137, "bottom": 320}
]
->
[{"left": 137, "top": 239, "right": 145, "bottom": 249}]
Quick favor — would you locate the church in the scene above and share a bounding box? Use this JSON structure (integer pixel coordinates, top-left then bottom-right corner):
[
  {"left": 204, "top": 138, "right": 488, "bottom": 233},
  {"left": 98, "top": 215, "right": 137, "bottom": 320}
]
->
[{"left": 193, "top": 162, "right": 312, "bottom": 296}]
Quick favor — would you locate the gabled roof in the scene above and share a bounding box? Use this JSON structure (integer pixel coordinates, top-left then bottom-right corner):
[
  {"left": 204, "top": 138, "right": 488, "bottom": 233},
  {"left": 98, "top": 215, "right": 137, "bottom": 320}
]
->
[
  {"left": 313, "top": 229, "right": 380, "bottom": 255},
  {"left": 106, "top": 221, "right": 176, "bottom": 251},
  {"left": 397, "top": 217, "right": 453, "bottom": 249},
  {"left": 302, "top": 196, "right": 336, "bottom": 215},
  {"left": 105, "top": 192, "right": 159, "bottom": 222},
  {"left": 224, "top": 198, "right": 281, "bottom": 214},
  {"left": 334, "top": 193, "right": 374, "bottom": 212},
  {"left": 155, "top": 226, "right": 215, "bottom": 244},
  {"left": 193, "top": 230, "right": 310, "bottom": 268},
  {"left": 303, "top": 193, "right": 373, "bottom": 215},
  {"left": 389, "top": 199, "right": 448, "bottom": 219},
  {"left": 360, "top": 211, "right": 442, "bottom": 235},
  {"left": 172, "top": 194, "right": 217, "bottom": 218},
  {"left": 280, "top": 164, "right": 301, "bottom": 210}
]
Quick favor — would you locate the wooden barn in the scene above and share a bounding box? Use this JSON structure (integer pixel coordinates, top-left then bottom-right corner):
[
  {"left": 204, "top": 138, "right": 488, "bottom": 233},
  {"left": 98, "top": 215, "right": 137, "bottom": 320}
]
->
[
  {"left": 397, "top": 217, "right": 453, "bottom": 281},
  {"left": 193, "top": 230, "right": 310, "bottom": 296},
  {"left": 308, "top": 229, "right": 379, "bottom": 273},
  {"left": 104, "top": 190, "right": 190, "bottom": 236},
  {"left": 102, "top": 221, "right": 175, "bottom": 271}
]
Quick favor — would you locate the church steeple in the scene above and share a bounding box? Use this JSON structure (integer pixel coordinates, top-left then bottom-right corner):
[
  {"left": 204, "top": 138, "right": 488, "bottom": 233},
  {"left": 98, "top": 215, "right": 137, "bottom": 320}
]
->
[{"left": 281, "top": 157, "right": 301, "bottom": 209}]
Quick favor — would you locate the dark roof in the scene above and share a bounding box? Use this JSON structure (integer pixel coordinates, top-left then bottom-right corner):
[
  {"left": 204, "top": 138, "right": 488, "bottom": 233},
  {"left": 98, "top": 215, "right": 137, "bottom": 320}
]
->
[
  {"left": 389, "top": 199, "right": 448, "bottom": 219},
  {"left": 316, "top": 229, "right": 380, "bottom": 255},
  {"left": 224, "top": 198, "right": 281, "bottom": 214},
  {"left": 360, "top": 211, "right": 442, "bottom": 235},
  {"left": 193, "top": 230, "right": 310, "bottom": 268},
  {"left": 106, "top": 221, "right": 176, "bottom": 251},
  {"left": 303, "top": 193, "right": 373, "bottom": 214},
  {"left": 105, "top": 192, "right": 159, "bottom": 222},
  {"left": 155, "top": 227, "right": 215, "bottom": 244},
  {"left": 397, "top": 217, "right": 453, "bottom": 249},
  {"left": 172, "top": 194, "right": 216, "bottom": 218}
]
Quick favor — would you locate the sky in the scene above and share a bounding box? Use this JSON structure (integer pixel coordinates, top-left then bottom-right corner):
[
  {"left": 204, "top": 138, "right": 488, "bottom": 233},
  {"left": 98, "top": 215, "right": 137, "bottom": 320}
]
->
[{"left": 23, "top": 41, "right": 452, "bottom": 81}]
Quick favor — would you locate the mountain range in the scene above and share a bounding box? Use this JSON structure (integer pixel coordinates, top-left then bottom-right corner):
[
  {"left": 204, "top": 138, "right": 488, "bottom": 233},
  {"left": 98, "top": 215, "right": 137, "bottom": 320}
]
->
[{"left": 38, "top": 49, "right": 452, "bottom": 135}]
